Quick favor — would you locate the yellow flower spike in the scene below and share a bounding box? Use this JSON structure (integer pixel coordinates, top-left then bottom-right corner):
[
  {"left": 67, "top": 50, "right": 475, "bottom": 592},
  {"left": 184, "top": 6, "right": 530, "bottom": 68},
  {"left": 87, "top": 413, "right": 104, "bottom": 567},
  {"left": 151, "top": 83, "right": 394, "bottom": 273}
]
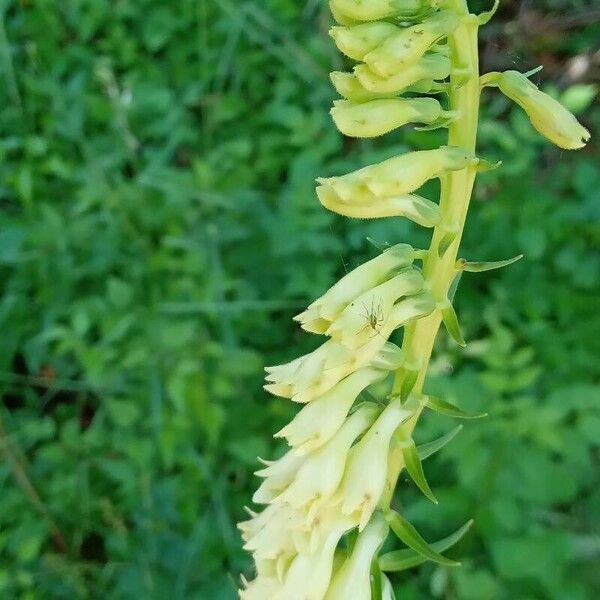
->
[
  {"left": 330, "top": 0, "right": 423, "bottom": 23},
  {"left": 275, "top": 367, "right": 386, "bottom": 453},
  {"left": 275, "top": 404, "right": 379, "bottom": 514},
  {"left": 354, "top": 53, "right": 451, "bottom": 94},
  {"left": 295, "top": 242, "right": 415, "bottom": 327},
  {"left": 338, "top": 399, "right": 415, "bottom": 530},
  {"left": 496, "top": 70, "right": 591, "bottom": 149},
  {"left": 324, "top": 514, "right": 389, "bottom": 600},
  {"left": 331, "top": 97, "right": 442, "bottom": 138},
  {"left": 329, "top": 22, "right": 398, "bottom": 62},
  {"left": 363, "top": 10, "right": 460, "bottom": 77}
]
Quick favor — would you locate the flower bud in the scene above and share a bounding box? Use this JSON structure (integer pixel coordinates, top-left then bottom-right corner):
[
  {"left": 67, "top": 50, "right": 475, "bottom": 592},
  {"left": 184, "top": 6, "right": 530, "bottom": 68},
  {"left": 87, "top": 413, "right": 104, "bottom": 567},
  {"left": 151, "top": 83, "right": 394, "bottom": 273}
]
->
[
  {"left": 327, "top": 269, "right": 425, "bottom": 348},
  {"left": 329, "top": 21, "right": 398, "bottom": 61},
  {"left": 354, "top": 53, "right": 451, "bottom": 94},
  {"left": 319, "top": 147, "right": 474, "bottom": 203},
  {"left": 338, "top": 400, "right": 414, "bottom": 530},
  {"left": 276, "top": 404, "right": 379, "bottom": 514},
  {"left": 331, "top": 97, "right": 442, "bottom": 138},
  {"left": 330, "top": 71, "right": 389, "bottom": 103},
  {"left": 496, "top": 70, "right": 590, "bottom": 150},
  {"left": 275, "top": 367, "right": 386, "bottom": 453},
  {"left": 330, "top": 0, "right": 422, "bottom": 23},
  {"left": 324, "top": 514, "right": 389, "bottom": 600},
  {"left": 364, "top": 11, "right": 460, "bottom": 77},
  {"left": 317, "top": 185, "right": 441, "bottom": 227},
  {"left": 295, "top": 242, "right": 415, "bottom": 329}
]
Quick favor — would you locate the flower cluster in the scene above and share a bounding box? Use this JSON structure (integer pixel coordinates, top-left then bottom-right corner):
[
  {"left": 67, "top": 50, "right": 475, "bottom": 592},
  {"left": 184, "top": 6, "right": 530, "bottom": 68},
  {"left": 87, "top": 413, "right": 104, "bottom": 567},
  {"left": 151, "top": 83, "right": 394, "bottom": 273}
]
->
[{"left": 239, "top": 0, "right": 589, "bottom": 598}]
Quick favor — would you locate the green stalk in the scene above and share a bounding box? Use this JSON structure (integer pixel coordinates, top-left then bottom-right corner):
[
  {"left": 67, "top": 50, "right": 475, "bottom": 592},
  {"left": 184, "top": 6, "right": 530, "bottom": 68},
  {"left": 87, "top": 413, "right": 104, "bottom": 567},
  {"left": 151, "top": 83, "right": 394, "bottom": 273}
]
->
[{"left": 384, "top": 3, "right": 480, "bottom": 506}]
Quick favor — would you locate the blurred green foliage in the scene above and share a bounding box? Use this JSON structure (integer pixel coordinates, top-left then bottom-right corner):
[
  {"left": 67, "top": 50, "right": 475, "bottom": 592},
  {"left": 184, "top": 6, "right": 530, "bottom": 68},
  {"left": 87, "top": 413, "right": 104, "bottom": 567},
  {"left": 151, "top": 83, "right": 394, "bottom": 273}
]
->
[{"left": 0, "top": 0, "right": 598, "bottom": 598}]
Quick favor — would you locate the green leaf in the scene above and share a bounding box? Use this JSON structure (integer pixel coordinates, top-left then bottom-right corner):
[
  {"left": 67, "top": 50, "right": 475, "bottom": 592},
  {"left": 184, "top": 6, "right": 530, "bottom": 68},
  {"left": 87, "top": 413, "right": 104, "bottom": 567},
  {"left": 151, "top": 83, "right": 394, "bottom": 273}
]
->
[
  {"left": 458, "top": 254, "right": 523, "bottom": 273},
  {"left": 379, "top": 520, "right": 474, "bottom": 572},
  {"left": 441, "top": 303, "right": 466, "bottom": 347},
  {"left": 402, "top": 438, "right": 438, "bottom": 503},
  {"left": 370, "top": 556, "right": 384, "bottom": 600},
  {"left": 425, "top": 395, "right": 487, "bottom": 419},
  {"left": 384, "top": 510, "right": 461, "bottom": 567},
  {"left": 478, "top": 0, "right": 500, "bottom": 25},
  {"left": 417, "top": 425, "right": 463, "bottom": 460}
]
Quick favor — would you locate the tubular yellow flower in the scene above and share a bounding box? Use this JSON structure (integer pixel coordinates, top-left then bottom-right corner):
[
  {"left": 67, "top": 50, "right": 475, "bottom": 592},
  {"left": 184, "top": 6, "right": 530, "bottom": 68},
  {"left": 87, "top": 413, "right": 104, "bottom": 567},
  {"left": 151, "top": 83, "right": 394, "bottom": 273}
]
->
[
  {"left": 338, "top": 400, "right": 414, "bottom": 530},
  {"left": 275, "top": 404, "right": 379, "bottom": 514},
  {"left": 275, "top": 367, "right": 386, "bottom": 453},
  {"left": 329, "top": 71, "right": 389, "bottom": 102},
  {"left": 325, "top": 514, "right": 389, "bottom": 600},
  {"left": 331, "top": 97, "right": 442, "bottom": 138},
  {"left": 354, "top": 53, "right": 451, "bottom": 94},
  {"left": 295, "top": 242, "right": 415, "bottom": 329},
  {"left": 329, "top": 22, "right": 398, "bottom": 61},
  {"left": 363, "top": 10, "right": 460, "bottom": 77},
  {"left": 252, "top": 449, "right": 305, "bottom": 504},
  {"left": 330, "top": 0, "right": 423, "bottom": 23},
  {"left": 495, "top": 70, "right": 591, "bottom": 150},
  {"left": 316, "top": 185, "right": 441, "bottom": 226}
]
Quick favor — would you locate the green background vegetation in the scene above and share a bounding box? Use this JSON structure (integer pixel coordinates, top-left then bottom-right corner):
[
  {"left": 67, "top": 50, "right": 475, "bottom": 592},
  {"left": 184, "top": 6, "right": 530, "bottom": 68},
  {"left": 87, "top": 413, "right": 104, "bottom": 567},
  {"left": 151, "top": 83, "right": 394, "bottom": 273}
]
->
[{"left": 0, "top": 0, "right": 598, "bottom": 598}]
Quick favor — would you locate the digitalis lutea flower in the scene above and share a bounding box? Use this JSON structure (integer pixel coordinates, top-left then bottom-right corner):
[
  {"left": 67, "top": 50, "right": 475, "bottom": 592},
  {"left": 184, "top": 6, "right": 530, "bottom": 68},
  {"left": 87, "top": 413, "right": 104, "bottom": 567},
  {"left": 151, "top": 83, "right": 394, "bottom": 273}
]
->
[
  {"left": 275, "top": 366, "right": 386, "bottom": 453},
  {"left": 363, "top": 10, "right": 460, "bottom": 77},
  {"left": 317, "top": 186, "right": 441, "bottom": 226},
  {"left": 325, "top": 513, "right": 389, "bottom": 600},
  {"left": 294, "top": 242, "right": 415, "bottom": 331},
  {"left": 317, "top": 146, "right": 476, "bottom": 206},
  {"left": 329, "top": 21, "right": 398, "bottom": 61},
  {"left": 496, "top": 70, "right": 590, "bottom": 150},
  {"left": 267, "top": 295, "right": 434, "bottom": 403},
  {"left": 326, "top": 269, "right": 425, "bottom": 348},
  {"left": 275, "top": 404, "right": 379, "bottom": 518},
  {"left": 331, "top": 97, "right": 443, "bottom": 138},
  {"left": 329, "top": 0, "right": 425, "bottom": 24},
  {"left": 337, "top": 398, "right": 414, "bottom": 530},
  {"left": 354, "top": 52, "right": 451, "bottom": 94},
  {"left": 252, "top": 448, "right": 305, "bottom": 504}
]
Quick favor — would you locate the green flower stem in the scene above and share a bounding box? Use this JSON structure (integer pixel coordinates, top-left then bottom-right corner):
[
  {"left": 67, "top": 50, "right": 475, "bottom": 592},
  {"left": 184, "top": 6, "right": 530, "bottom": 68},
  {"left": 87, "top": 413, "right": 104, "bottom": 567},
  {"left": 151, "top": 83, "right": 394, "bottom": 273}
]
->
[{"left": 384, "top": 2, "right": 480, "bottom": 506}]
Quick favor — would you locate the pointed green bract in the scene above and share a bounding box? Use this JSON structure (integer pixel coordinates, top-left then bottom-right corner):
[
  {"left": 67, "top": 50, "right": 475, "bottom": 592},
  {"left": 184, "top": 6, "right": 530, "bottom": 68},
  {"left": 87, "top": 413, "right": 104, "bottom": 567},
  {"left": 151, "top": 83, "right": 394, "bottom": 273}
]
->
[
  {"left": 425, "top": 395, "right": 487, "bottom": 419},
  {"left": 441, "top": 302, "right": 466, "bottom": 346},
  {"left": 379, "top": 520, "right": 474, "bottom": 572},
  {"left": 417, "top": 425, "right": 463, "bottom": 460},
  {"left": 402, "top": 438, "right": 438, "bottom": 503},
  {"left": 384, "top": 510, "right": 460, "bottom": 567},
  {"left": 370, "top": 556, "right": 384, "bottom": 600},
  {"left": 458, "top": 254, "right": 523, "bottom": 272},
  {"left": 437, "top": 231, "right": 457, "bottom": 258}
]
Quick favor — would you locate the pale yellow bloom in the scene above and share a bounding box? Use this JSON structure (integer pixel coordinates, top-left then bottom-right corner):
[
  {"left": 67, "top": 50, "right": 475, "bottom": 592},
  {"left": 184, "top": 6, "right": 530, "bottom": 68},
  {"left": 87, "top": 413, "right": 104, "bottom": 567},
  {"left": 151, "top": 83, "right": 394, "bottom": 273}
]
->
[
  {"left": 330, "top": 0, "right": 422, "bottom": 23},
  {"left": 324, "top": 514, "right": 389, "bottom": 600},
  {"left": 331, "top": 97, "right": 442, "bottom": 138},
  {"left": 275, "top": 404, "right": 379, "bottom": 517},
  {"left": 252, "top": 449, "right": 305, "bottom": 504},
  {"left": 329, "top": 21, "right": 398, "bottom": 61},
  {"left": 496, "top": 70, "right": 590, "bottom": 149},
  {"left": 275, "top": 367, "right": 386, "bottom": 453},
  {"left": 364, "top": 11, "right": 460, "bottom": 77},
  {"left": 294, "top": 243, "right": 415, "bottom": 330},
  {"left": 354, "top": 52, "right": 451, "bottom": 94},
  {"left": 338, "top": 399, "right": 414, "bottom": 529}
]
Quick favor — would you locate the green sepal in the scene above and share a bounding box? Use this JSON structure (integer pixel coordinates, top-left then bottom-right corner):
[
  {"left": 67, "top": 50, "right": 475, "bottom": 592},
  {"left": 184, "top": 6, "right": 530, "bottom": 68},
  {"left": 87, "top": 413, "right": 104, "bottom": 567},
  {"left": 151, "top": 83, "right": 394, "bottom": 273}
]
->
[
  {"left": 425, "top": 395, "right": 487, "bottom": 419},
  {"left": 370, "top": 555, "right": 384, "bottom": 600},
  {"left": 414, "top": 112, "right": 456, "bottom": 132},
  {"left": 400, "top": 367, "right": 419, "bottom": 401},
  {"left": 475, "top": 158, "right": 502, "bottom": 172},
  {"left": 402, "top": 438, "right": 438, "bottom": 503},
  {"left": 447, "top": 270, "right": 463, "bottom": 302},
  {"left": 417, "top": 425, "right": 463, "bottom": 460},
  {"left": 384, "top": 510, "right": 460, "bottom": 567},
  {"left": 437, "top": 231, "right": 457, "bottom": 259},
  {"left": 457, "top": 254, "right": 523, "bottom": 273},
  {"left": 478, "top": 0, "right": 499, "bottom": 25},
  {"left": 440, "top": 302, "right": 466, "bottom": 347},
  {"left": 379, "top": 520, "right": 474, "bottom": 572}
]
